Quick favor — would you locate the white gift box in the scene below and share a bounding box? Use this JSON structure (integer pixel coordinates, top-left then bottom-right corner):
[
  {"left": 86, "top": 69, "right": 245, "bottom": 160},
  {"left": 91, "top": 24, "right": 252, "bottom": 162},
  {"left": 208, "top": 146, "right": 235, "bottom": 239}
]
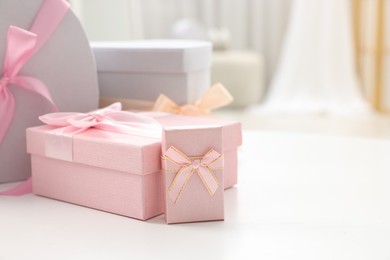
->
[
  {"left": 0, "top": 0, "right": 99, "bottom": 183},
  {"left": 91, "top": 40, "right": 212, "bottom": 107}
]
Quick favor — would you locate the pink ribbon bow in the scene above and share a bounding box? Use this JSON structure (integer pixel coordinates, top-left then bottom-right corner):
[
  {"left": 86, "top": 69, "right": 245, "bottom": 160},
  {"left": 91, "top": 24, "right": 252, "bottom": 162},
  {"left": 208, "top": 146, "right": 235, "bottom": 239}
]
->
[
  {"left": 0, "top": 0, "right": 69, "bottom": 196},
  {"left": 163, "top": 146, "right": 223, "bottom": 203},
  {"left": 153, "top": 83, "right": 233, "bottom": 116},
  {"left": 0, "top": 0, "right": 70, "bottom": 144},
  {"left": 0, "top": 26, "right": 57, "bottom": 143},
  {"left": 40, "top": 102, "right": 162, "bottom": 138}
]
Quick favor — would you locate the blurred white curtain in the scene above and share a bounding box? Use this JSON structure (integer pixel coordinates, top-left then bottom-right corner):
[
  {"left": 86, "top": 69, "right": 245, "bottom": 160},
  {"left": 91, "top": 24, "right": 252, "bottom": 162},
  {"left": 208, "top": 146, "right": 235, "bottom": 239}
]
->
[
  {"left": 256, "top": 0, "right": 372, "bottom": 115},
  {"left": 70, "top": 0, "right": 144, "bottom": 41},
  {"left": 140, "top": 0, "right": 292, "bottom": 85},
  {"left": 71, "top": 0, "right": 292, "bottom": 85}
]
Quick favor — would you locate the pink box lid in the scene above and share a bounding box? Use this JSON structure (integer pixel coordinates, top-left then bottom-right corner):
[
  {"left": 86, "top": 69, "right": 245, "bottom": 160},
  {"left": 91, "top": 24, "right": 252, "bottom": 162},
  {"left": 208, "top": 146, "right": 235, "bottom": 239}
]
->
[
  {"left": 26, "top": 113, "right": 241, "bottom": 176},
  {"left": 150, "top": 113, "right": 242, "bottom": 151},
  {"left": 26, "top": 125, "right": 161, "bottom": 175}
]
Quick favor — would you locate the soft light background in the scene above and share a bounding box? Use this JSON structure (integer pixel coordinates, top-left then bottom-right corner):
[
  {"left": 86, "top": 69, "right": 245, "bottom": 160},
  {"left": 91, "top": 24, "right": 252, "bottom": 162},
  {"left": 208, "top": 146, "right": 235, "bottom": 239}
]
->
[
  {"left": 69, "top": 0, "right": 291, "bottom": 100},
  {"left": 2, "top": 2, "right": 390, "bottom": 258},
  {"left": 70, "top": 0, "right": 390, "bottom": 115}
]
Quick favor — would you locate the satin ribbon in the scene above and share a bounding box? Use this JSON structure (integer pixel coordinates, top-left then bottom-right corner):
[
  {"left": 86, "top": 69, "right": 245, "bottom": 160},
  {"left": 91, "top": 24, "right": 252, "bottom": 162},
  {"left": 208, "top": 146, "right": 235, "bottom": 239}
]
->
[
  {"left": 40, "top": 102, "right": 162, "bottom": 139},
  {"left": 0, "top": 0, "right": 70, "bottom": 196},
  {"left": 0, "top": 178, "right": 33, "bottom": 196},
  {"left": 153, "top": 83, "right": 233, "bottom": 116},
  {"left": 162, "top": 146, "right": 223, "bottom": 203},
  {"left": 0, "top": 0, "right": 69, "bottom": 144}
]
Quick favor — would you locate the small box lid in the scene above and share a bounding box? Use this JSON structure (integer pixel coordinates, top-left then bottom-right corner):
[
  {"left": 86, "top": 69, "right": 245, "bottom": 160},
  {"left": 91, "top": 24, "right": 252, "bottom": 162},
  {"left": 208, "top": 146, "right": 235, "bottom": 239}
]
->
[
  {"left": 26, "top": 126, "right": 162, "bottom": 175},
  {"left": 91, "top": 40, "right": 212, "bottom": 73},
  {"left": 150, "top": 114, "right": 242, "bottom": 151}
]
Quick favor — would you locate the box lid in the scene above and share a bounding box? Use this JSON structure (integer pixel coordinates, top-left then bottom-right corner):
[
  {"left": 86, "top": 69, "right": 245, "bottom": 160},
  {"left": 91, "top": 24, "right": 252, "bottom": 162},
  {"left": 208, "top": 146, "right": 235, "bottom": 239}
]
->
[
  {"left": 91, "top": 40, "right": 212, "bottom": 73},
  {"left": 26, "top": 114, "right": 241, "bottom": 175},
  {"left": 26, "top": 126, "right": 162, "bottom": 175},
  {"left": 148, "top": 113, "right": 242, "bottom": 151}
]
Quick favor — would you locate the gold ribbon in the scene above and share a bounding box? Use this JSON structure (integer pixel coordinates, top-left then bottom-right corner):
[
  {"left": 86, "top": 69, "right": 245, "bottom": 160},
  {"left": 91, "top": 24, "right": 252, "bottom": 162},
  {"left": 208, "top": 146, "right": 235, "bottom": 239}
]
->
[{"left": 152, "top": 83, "right": 233, "bottom": 116}]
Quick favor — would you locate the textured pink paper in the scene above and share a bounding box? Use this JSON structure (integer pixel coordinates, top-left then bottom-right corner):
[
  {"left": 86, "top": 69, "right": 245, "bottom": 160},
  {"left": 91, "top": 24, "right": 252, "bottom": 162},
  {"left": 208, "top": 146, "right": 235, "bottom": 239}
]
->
[
  {"left": 27, "top": 126, "right": 162, "bottom": 175},
  {"left": 162, "top": 126, "right": 224, "bottom": 224},
  {"left": 32, "top": 155, "right": 163, "bottom": 220}
]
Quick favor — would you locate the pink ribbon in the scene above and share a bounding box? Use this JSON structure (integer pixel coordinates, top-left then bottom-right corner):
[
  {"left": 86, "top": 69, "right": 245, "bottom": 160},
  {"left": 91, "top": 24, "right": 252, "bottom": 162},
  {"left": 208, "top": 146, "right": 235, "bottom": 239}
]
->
[
  {"left": 162, "top": 146, "right": 223, "bottom": 203},
  {"left": 0, "top": 0, "right": 69, "bottom": 196},
  {"left": 0, "top": 178, "right": 33, "bottom": 196},
  {"left": 0, "top": 26, "right": 58, "bottom": 143},
  {"left": 0, "top": 0, "right": 69, "bottom": 143},
  {"left": 40, "top": 102, "right": 162, "bottom": 139}
]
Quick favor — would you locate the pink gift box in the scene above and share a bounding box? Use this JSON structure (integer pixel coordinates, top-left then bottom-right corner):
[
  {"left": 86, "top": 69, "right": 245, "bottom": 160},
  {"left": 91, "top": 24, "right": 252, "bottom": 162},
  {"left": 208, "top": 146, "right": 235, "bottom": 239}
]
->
[
  {"left": 26, "top": 113, "right": 241, "bottom": 220},
  {"left": 162, "top": 126, "right": 224, "bottom": 224},
  {"left": 27, "top": 125, "right": 163, "bottom": 220}
]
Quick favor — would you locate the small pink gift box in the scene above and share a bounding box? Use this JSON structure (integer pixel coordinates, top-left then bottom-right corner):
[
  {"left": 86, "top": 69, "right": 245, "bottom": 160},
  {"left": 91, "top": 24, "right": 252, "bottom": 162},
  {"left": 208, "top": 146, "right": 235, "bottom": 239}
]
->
[
  {"left": 26, "top": 104, "right": 241, "bottom": 220},
  {"left": 162, "top": 126, "right": 224, "bottom": 224}
]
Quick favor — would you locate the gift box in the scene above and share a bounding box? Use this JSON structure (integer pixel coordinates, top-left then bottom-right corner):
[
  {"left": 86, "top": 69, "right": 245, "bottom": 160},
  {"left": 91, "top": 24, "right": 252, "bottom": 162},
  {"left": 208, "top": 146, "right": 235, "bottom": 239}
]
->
[
  {"left": 27, "top": 104, "right": 164, "bottom": 220},
  {"left": 162, "top": 126, "right": 225, "bottom": 224},
  {"left": 0, "top": 0, "right": 99, "bottom": 183},
  {"left": 91, "top": 40, "right": 211, "bottom": 109},
  {"left": 26, "top": 104, "right": 241, "bottom": 220}
]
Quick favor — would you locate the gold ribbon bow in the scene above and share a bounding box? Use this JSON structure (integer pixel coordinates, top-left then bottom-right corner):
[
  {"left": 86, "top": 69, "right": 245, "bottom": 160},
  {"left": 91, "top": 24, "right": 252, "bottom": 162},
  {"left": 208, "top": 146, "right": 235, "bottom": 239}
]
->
[{"left": 152, "top": 83, "right": 233, "bottom": 116}]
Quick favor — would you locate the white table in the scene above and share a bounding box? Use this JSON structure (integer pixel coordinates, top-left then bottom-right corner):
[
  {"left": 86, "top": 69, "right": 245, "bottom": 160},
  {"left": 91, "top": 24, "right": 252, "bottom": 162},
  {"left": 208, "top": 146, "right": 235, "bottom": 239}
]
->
[{"left": 1, "top": 130, "right": 390, "bottom": 260}]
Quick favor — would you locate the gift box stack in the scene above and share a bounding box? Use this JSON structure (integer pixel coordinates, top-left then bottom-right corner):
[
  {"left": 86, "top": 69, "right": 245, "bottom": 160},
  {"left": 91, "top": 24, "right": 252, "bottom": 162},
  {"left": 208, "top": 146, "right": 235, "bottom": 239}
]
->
[{"left": 1, "top": 0, "right": 242, "bottom": 224}]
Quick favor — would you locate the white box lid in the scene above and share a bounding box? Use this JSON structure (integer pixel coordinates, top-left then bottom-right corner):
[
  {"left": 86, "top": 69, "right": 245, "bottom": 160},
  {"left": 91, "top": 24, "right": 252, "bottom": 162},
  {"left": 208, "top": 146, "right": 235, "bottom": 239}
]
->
[{"left": 91, "top": 40, "right": 212, "bottom": 73}]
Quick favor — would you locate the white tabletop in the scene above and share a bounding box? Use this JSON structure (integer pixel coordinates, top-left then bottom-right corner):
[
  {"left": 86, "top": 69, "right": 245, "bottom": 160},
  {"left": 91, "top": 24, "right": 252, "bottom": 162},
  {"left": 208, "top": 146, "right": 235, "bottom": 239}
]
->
[{"left": 1, "top": 130, "right": 390, "bottom": 260}]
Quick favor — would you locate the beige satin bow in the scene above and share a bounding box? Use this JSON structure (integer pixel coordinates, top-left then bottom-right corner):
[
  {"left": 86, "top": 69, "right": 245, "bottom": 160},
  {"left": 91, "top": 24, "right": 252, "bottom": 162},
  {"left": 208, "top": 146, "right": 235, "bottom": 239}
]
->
[{"left": 152, "top": 83, "right": 233, "bottom": 116}]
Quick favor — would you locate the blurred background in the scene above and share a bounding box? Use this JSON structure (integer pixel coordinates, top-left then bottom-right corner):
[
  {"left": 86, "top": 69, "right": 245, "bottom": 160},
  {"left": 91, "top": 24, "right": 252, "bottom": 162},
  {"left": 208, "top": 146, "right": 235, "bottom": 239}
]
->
[{"left": 69, "top": 0, "right": 390, "bottom": 126}]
